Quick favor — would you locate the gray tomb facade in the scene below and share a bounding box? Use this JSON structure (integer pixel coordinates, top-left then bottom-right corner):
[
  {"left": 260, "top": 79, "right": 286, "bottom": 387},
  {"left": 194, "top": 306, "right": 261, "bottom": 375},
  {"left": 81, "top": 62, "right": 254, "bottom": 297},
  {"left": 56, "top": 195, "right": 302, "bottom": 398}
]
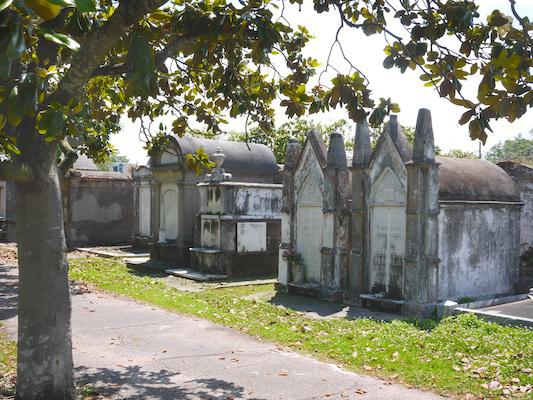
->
[
  {"left": 139, "top": 136, "right": 281, "bottom": 267},
  {"left": 279, "top": 109, "right": 523, "bottom": 315}
]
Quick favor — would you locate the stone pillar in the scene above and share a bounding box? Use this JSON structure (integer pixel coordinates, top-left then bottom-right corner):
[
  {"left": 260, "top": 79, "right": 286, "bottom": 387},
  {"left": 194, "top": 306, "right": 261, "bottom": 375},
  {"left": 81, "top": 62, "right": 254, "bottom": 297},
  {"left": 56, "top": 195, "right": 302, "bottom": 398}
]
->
[
  {"left": 346, "top": 120, "right": 371, "bottom": 304},
  {"left": 404, "top": 108, "right": 440, "bottom": 315},
  {"left": 278, "top": 138, "right": 301, "bottom": 288},
  {"left": 321, "top": 133, "right": 349, "bottom": 300}
]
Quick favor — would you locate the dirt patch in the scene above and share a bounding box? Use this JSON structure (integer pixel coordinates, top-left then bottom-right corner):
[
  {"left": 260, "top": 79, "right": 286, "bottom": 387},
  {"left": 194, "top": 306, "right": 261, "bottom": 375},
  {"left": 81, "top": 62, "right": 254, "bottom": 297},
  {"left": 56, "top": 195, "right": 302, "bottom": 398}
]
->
[
  {"left": 0, "top": 243, "right": 97, "bottom": 265},
  {"left": 0, "top": 244, "right": 17, "bottom": 265}
]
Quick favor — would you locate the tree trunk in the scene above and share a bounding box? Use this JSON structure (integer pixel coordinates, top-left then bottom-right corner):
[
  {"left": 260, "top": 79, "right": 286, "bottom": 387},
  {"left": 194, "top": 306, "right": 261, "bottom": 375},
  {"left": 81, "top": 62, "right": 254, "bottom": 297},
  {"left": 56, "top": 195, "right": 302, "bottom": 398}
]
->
[{"left": 14, "top": 134, "right": 74, "bottom": 399}]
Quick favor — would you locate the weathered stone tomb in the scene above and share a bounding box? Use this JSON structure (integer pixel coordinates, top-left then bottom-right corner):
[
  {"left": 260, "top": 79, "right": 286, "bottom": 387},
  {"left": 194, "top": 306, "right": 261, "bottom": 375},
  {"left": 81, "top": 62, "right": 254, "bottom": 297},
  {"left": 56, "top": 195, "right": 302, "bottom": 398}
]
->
[
  {"left": 497, "top": 161, "right": 533, "bottom": 292},
  {"left": 138, "top": 136, "right": 281, "bottom": 267},
  {"left": 278, "top": 109, "right": 523, "bottom": 315},
  {"left": 190, "top": 147, "right": 282, "bottom": 277}
]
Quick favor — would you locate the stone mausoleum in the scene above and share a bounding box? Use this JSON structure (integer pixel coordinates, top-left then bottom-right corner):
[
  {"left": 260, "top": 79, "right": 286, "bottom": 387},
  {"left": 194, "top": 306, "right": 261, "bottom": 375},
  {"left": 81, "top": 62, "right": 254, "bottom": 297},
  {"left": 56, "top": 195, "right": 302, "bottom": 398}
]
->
[
  {"left": 134, "top": 136, "right": 281, "bottom": 272},
  {"left": 278, "top": 108, "right": 523, "bottom": 315}
]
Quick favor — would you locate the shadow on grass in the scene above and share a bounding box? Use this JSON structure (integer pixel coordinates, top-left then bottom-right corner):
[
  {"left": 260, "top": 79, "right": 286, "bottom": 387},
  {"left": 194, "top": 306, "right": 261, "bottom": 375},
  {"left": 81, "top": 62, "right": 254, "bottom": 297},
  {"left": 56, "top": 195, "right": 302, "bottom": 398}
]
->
[
  {"left": 75, "top": 365, "right": 266, "bottom": 400},
  {"left": 126, "top": 263, "right": 168, "bottom": 279}
]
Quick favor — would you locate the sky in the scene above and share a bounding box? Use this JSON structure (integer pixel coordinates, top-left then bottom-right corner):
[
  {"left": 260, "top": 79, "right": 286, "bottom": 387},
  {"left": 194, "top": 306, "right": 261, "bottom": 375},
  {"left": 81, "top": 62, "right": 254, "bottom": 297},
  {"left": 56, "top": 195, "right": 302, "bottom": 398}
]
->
[{"left": 112, "top": 0, "right": 533, "bottom": 165}]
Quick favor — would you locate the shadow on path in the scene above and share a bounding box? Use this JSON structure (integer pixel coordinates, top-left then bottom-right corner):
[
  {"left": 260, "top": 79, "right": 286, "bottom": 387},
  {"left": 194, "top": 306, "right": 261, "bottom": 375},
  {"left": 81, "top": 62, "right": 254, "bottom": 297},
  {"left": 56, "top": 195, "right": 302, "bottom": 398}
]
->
[
  {"left": 75, "top": 365, "right": 266, "bottom": 400},
  {"left": 0, "top": 265, "right": 18, "bottom": 322},
  {"left": 268, "top": 291, "right": 401, "bottom": 321}
]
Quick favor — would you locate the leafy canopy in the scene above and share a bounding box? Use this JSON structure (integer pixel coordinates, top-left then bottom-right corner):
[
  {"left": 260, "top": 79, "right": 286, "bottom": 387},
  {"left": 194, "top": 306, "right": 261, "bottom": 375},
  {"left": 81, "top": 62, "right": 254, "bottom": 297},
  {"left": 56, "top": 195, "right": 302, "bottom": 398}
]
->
[{"left": 0, "top": 0, "right": 530, "bottom": 165}]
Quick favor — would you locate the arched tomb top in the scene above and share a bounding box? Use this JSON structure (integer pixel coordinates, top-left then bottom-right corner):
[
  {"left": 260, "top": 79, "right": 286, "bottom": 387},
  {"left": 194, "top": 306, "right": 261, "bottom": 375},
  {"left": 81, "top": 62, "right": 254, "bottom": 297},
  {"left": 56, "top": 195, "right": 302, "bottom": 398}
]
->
[
  {"left": 437, "top": 156, "right": 520, "bottom": 202},
  {"left": 153, "top": 136, "right": 279, "bottom": 178}
]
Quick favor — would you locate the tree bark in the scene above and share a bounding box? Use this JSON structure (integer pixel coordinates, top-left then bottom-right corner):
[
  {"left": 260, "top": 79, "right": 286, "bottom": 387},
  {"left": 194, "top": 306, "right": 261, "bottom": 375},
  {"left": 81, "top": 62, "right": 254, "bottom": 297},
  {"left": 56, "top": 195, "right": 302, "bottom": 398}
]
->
[{"left": 14, "top": 127, "right": 74, "bottom": 400}]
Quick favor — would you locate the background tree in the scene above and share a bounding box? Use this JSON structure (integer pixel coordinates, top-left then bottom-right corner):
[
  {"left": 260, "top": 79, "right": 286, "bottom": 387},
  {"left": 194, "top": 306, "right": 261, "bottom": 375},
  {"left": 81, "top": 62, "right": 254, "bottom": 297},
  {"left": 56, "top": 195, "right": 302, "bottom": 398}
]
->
[
  {"left": 229, "top": 118, "right": 352, "bottom": 163},
  {"left": 485, "top": 131, "right": 533, "bottom": 165},
  {"left": 95, "top": 150, "right": 130, "bottom": 172},
  {"left": 443, "top": 149, "right": 478, "bottom": 159},
  {"left": 0, "top": 0, "right": 530, "bottom": 398}
]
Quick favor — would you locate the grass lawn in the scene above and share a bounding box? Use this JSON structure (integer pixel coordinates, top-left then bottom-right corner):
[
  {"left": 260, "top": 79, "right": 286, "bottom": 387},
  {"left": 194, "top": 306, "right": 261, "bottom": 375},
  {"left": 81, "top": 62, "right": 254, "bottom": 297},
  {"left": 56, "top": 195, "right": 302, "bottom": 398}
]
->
[
  {"left": 0, "top": 327, "right": 16, "bottom": 397},
  {"left": 67, "top": 257, "right": 529, "bottom": 398}
]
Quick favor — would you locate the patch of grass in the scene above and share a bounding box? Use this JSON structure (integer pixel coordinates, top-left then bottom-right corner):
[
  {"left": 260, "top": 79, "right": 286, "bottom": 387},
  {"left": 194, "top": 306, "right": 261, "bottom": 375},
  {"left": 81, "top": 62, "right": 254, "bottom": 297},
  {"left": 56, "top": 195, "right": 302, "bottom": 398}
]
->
[
  {"left": 458, "top": 296, "right": 476, "bottom": 304},
  {"left": 0, "top": 327, "right": 16, "bottom": 397},
  {"left": 69, "top": 257, "right": 533, "bottom": 399}
]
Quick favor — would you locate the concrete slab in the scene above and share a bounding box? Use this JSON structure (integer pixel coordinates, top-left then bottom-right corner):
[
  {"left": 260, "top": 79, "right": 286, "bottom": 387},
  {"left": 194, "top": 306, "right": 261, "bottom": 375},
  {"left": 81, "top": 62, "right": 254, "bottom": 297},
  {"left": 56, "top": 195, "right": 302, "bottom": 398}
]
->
[
  {"left": 456, "top": 299, "right": 533, "bottom": 328},
  {"left": 165, "top": 268, "right": 227, "bottom": 282},
  {"left": 77, "top": 246, "right": 150, "bottom": 259},
  {"left": 0, "top": 265, "right": 445, "bottom": 400},
  {"left": 479, "top": 299, "right": 533, "bottom": 319}
]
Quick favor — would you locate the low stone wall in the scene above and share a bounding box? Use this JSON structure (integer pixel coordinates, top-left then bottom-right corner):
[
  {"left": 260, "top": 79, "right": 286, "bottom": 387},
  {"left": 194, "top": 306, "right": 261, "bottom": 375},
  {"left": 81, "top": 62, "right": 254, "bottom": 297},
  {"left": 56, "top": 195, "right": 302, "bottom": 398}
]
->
[{"left": 62, "top": 171, "right": 134, "bottom": 247}]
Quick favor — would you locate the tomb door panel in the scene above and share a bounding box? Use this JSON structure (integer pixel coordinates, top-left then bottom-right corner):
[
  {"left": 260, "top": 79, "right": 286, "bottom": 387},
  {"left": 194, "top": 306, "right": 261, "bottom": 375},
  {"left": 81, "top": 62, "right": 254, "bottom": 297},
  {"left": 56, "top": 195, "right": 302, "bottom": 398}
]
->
[
  {"left": 160, "top": 187, "right": 178, "bottom": 241},
  {"left": 296, "top": 176, "right": 323, "bottom": 284},
  {"left": 370, "top": 206, "right": 405, "bottom": 299},
  {"left": 139, "top": 186, "right": 151, "bottom": 237},
  {"left": 296, "top": 205, "right": 323, "bottom": 283}
]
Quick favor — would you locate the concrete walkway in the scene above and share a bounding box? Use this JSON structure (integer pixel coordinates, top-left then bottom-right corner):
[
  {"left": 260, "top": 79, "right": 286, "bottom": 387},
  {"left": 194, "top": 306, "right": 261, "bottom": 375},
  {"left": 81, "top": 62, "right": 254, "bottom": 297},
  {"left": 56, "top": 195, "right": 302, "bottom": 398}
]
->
[{"left": 0, "top": 265, "right": 445, "bottom": 400}]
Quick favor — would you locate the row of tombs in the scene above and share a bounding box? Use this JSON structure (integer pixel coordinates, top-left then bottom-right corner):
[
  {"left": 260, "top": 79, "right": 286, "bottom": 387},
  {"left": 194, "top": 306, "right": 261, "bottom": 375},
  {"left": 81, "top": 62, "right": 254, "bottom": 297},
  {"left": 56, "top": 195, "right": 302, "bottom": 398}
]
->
[{"left": 132, "top": 108, "right": 533, "bottom": 316}]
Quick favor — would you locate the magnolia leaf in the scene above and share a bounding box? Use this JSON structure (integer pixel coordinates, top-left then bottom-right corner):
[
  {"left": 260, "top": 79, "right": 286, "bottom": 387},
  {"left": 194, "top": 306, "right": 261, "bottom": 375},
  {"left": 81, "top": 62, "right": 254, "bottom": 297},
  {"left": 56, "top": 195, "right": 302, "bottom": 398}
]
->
[
  {"left": 25, "top": 0, "right": 64, "bottom": 20},
  {"left": 47, "top": 0, "right": 75, "bottom": 6},
  {"left": 74, "top": 0, "right": 95, "bottom": 12},
  {"left": 0, "top": 0, "right": 13, "bottom": 12},
  {"left": 41, "top": 29, "right": 80, "bottom": 50},
  {"left": 6, "top": 18, "right": 26, "bottom": 59}
]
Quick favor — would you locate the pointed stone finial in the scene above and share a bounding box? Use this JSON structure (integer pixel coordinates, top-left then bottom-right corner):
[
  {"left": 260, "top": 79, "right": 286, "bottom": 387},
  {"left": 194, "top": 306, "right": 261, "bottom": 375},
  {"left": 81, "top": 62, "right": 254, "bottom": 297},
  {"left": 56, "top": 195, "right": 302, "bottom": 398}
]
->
[
  {"left": 353, "top": 119, "right": 371, "bottom": 167},
  {"left": 284, "top": 138, "right": 302, "bottom": 171},
  {"left": 413, "top": 108, "right": 435, "bottom": 162},
  {"left": 327, "top": 132, "right": 347, "bottom": 169},
  {"left": 387, "top": 115, "right": 401, "bottom": 141},
  {"left": 385, "top": 115, "right": 412, "bottom": 162}
]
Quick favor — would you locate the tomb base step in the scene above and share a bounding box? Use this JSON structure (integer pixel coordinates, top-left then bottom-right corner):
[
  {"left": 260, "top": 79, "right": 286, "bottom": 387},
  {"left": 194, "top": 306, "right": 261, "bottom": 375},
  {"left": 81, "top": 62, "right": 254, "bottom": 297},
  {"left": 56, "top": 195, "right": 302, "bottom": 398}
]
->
[
  {"left": 288, "top": 282, "right": 321, "bottom": 297},
  {"left": 164, "top": 268, "right": 227, "bottom": 282},
  {"left": 189, "top": 247, "right": 226, "bottom": 275},
  {"left": 514, "top": 279, "right": 533, "bottom": 294},
  {"left": 360, "top": 294, "right": 405, "bottom": 314}
]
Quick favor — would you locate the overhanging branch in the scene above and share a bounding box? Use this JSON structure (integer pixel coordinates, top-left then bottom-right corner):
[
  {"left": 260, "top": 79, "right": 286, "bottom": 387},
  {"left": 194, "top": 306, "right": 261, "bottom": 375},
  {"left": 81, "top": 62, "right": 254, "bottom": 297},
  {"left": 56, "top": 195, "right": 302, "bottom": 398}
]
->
[
  {"left": 57, "top": 138, "right": 78, "bottom": 176},
  {"left": 49, "top": 0, "right": 169, "bottom": 104}
]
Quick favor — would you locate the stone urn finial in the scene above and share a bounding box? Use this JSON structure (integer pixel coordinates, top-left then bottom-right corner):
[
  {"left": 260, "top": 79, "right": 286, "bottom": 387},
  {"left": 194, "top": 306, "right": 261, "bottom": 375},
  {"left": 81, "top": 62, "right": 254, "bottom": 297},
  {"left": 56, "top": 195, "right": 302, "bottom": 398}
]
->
[
  {"left": 206, "top": 146, "right": 232, "bottom": 182},
  {"left": 212, "top": 147, "right": 225, "bottom": 169}
]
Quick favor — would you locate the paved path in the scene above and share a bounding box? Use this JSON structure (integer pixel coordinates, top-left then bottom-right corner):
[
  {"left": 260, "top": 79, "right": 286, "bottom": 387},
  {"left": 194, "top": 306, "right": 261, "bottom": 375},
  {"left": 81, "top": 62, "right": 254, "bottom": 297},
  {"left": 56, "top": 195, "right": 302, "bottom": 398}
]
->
[
  {"left": 480, "top": 299, "right": 533, "bottom": 319},
  {"left": 0, "top": 265, "right": 445, "bottom": 400}
]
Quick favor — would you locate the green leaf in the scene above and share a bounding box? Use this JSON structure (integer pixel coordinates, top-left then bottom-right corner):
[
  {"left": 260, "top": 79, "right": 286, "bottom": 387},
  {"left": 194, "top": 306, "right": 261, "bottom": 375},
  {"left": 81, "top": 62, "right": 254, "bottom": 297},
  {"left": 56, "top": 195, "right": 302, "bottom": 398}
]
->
[
  {"left": 0, "top": 0, "right": 12, "bottom": 12},
  {"left": 47, "top": 0, "right": 75, "bottom": 6},
  {"left": 6, "top": 17, "right": 26, "bottom": 59},
  {"left": 41, "top": 29, "right": 80, "bottom": 50},
  {"left": 74, "top": 0, "right": 96, "bottom": 12},
  {"left": 383, "top": 55, "right": 394, "bottom": 69},
  {"left": 36, "top": 109, "right": 66, "bottom": 137}
]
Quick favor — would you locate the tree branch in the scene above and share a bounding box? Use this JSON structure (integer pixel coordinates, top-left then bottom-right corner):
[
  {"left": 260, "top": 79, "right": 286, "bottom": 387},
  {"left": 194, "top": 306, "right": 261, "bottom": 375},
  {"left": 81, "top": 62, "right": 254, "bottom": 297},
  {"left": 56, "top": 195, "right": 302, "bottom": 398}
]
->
[
  {"left": 57, "top": 138, "right": 78, "bottom": 175},
  {"left": 509, "top": 0, "right": 532, "bottom": 48},
  {"left": 49, "top": 0, "right": 169, "bottom": 104},
  {"left": 91, "top": 63, "right": 131, "bottom": 78},
  {"left": 0, "top": 161, "right": 33, "bottom": 182}
]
